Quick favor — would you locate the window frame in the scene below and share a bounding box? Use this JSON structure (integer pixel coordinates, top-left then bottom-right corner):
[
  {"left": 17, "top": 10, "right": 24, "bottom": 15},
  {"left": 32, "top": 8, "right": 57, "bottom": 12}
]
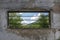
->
[{"left": 7, "top": 11, "right": 51, "bottom": 29}]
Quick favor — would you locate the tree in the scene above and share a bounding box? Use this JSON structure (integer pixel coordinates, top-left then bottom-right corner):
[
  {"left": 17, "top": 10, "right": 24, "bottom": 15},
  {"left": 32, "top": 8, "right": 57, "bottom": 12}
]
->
[
  {"left": 9, "top": 13, "right": 23, "bottom": 29},
  {"left": 37, "top": 14, "right": 49, "bottom": 28},
  {"left": 24, "top": 13, "right": 49, "bottom": 28},
  {"left": 27, "top": 22, "right": 40, "bottom": 28}
]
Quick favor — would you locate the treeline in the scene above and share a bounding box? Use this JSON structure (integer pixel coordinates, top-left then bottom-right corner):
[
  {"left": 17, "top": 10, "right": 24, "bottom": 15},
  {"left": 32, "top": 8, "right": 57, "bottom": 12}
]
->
[
  {"left": 9, "top": 13, "right": 49, "bottom": 29},
  {"left": 27, "top": 14, "right": 49, "bottom": 28},
  {"left": 9, "top": 13, "right": 23, "bottom": 28}
]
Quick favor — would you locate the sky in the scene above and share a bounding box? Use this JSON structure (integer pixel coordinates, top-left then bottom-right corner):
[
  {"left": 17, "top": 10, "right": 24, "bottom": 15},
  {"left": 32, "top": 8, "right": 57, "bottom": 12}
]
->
[{"left": 18, "top": 12, "right": 48, "bottom": 25}]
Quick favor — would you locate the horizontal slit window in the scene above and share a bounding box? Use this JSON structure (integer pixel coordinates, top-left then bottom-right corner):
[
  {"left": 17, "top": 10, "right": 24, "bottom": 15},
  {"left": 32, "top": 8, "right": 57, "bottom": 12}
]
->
[{"left": 8, "top": 11, "right": 50, "bottom": 29}]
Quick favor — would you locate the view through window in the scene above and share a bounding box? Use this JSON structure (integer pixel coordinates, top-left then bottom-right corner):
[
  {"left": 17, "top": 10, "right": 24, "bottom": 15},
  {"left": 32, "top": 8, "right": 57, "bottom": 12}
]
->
[{"left": 8, "top": 11, "right": 50, "bottom": 29}]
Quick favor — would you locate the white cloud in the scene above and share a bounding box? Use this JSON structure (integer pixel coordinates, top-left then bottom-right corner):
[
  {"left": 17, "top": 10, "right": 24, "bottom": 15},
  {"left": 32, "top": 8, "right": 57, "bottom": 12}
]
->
[
  {"left": 21, "top": 20, "right": 27, "bottom": 24},
  {"left": 19, "top": 13, "right": 23, "bottom": 14},
  {"left": 31, "top": 13, "right": 41, "bottom": 20},
  {"left": 31, "top": 17, "right": 38, "bottom": 20},
  {"left": 21, "top": 13, "right": 41, "bottom": 24},
  {"left": 21, "top": 20, "right": 35, "bottom": 24},
  {"left": 38, "top": 13, "right": 41, "bottom": 16}
]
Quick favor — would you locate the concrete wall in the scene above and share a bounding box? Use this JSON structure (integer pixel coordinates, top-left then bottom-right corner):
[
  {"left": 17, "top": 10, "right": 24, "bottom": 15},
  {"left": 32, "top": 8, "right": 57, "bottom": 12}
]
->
[
  {"left": 0, "top": 0, "right": 54, "bottom": 9},
  {"left": 0, "top": 0, "right": 54, "bottom": 29},
  {"left": 0, "top": 9, "right": 8, "bottom": 29},
  {"left": 0, "top": 0, "right": 60, "bottom": 40},
  {"left": 52, "top": 13, "right": 60, "bottom": 29},
  {"left": 1, "top": 0, "right": 60, "bottom": 30},
  {"left": 55, "top": 29, "right": 60, "bottom": 39}
]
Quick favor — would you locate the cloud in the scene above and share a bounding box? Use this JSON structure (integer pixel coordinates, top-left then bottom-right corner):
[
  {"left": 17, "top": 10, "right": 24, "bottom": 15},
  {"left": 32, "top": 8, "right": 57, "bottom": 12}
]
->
[
  {"left": 19, "top": 13, "right": 23, "bottom": 14},
  {"left": 21, "top": 13, "right": 41, "bottom": 24},
  {"left": 31, "top": 17, "right": 38, "bottom": 20},
  {"left": 21, "top": 20, "right": 35, "bottom": 24},
  {"left": 38, "top": 13, "right": 41, "bottom": 16},
  {"left": 21, "top": 20, "right": 27, "bottom": 24},
  {"left": 31, "top": 13, "right": 40, "bottom": 20}
]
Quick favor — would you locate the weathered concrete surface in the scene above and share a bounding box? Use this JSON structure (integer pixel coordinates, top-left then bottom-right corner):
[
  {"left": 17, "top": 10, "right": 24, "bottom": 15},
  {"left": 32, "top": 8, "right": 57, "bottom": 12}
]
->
[
  {"left": 0, "top": 29, "right": 54, "bottom": 40},
  {"left": 0, "top": 0, "right": 59, "bottom": 29},
  {"left": 0, "top": 0, "right": 60, "bottom": 40},
  {"left": 0, "top": 0, "right": 54, "bottom": 10},
  {"left": 55, "top": 29, "right": 60, "bottom": 39},
  {"left": 51, "top": 0, "right": 60, "bottom": 39},
  {"left": 0, "top": 29, "right": 30, "bottom": 40},
  {"left": 0, "top": 0, "right": 58, "bottom": 29},
  {"left": 52, "top": 13, "right": 60, "bottom": 29},
  {"left": 0, "top": 9, "right": 8, "bottom": 29},
  {"left": 51, "top": 0, "right": 60, "bottom": 29}
]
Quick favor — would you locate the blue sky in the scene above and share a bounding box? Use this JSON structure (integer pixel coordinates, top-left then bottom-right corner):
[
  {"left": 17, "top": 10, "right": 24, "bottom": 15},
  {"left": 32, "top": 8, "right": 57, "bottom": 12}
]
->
[
  {"left": 21, "top": 12, "right": 38, "bottom": 17},
  {"left": 18, "top": 12, "right": 48, "bottom": 24},
  {"left": 20, "top": 12, "right": 48, "bottom": 16}
]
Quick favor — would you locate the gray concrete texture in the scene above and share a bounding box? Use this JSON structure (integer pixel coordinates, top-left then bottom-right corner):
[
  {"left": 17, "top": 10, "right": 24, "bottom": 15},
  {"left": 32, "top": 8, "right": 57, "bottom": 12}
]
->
[
  {"left": 0, "top": 29, "right": 30, "bottom": 40},
  {"left": 0, "top": 0, "right": 60, "bottom": 40},
  {"left": 0, "top": 0, "right": 59, "bottom": 29},
  {"left": 0, "top": 0, "right": 54, "bottom": 9}
]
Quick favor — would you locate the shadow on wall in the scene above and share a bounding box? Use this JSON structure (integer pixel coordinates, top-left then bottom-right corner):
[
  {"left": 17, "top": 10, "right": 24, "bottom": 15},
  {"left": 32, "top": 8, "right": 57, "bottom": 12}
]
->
[{"left": 57, "top": 37, "right": 60, "bottom": 40}]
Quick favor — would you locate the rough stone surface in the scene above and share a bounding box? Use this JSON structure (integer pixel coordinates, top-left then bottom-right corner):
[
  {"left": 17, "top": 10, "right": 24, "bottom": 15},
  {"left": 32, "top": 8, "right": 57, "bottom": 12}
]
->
[
  {"left": 0, "top": 29, "right": 54, "bottom": 40},
  {"left": 0, "top": 29, "right": 30, "bottom": 40},
  {"left": 0, "top": 0, "right": 60, "bottom": 40},
  {"left": 0, "top": 0, "right": 54, "bottom": 9}
]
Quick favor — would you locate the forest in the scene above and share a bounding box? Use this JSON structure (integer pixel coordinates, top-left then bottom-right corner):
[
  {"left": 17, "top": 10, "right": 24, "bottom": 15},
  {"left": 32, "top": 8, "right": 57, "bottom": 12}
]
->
[{"left": 8, "top": 12, "right": 49, "bottom": 29}]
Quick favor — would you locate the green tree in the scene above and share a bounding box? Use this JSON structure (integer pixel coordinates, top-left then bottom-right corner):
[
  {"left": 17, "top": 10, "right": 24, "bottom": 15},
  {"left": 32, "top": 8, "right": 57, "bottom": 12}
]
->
[
  {"left": 24, "top": 14, "right": 49, "bottom": 28},
  {"left": 37, "top": 14, "right": 49, "bottom": 28},
  {"left": 9, "top": 13, "right": 23, "bottom": 29}
]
